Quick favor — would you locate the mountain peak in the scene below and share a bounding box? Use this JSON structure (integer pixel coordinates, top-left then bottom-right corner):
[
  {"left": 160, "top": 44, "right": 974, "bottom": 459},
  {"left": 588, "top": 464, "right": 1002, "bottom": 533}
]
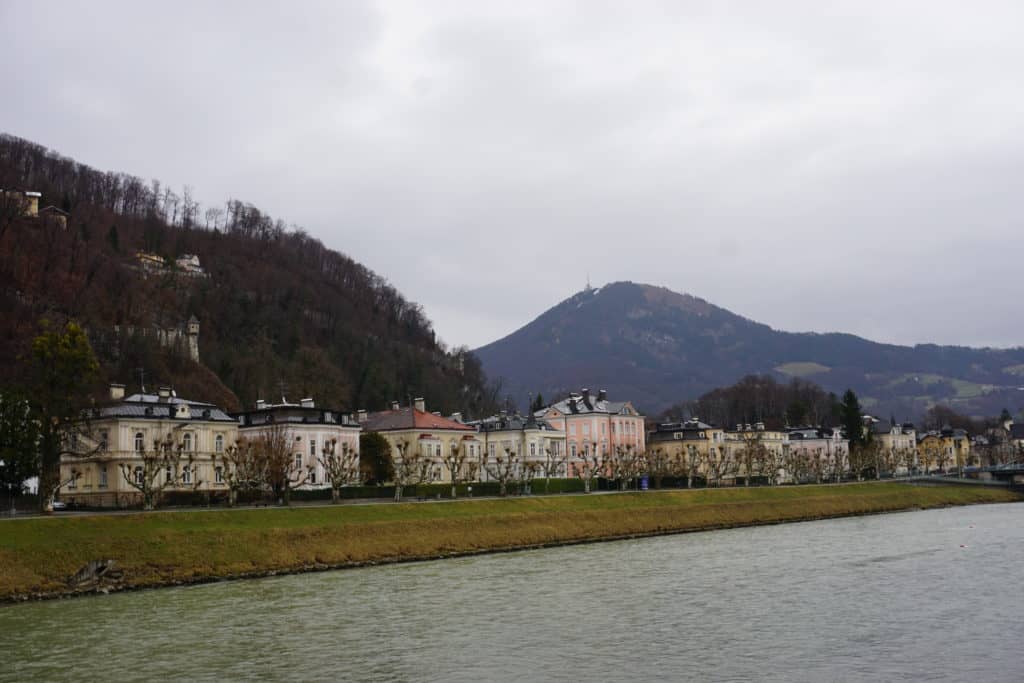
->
[{"left": 476, "top": 281, "right": 1024, "bottom": 417}]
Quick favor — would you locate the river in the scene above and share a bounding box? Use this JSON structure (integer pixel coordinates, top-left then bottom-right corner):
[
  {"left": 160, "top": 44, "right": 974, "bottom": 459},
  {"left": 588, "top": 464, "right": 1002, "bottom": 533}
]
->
[{"left": 3, "top": 503, "right": 1023, "bottom": 681}]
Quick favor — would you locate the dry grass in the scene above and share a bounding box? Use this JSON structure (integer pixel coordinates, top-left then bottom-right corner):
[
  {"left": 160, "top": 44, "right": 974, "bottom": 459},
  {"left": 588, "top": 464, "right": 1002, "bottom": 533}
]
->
[{"left": 1, "top": 482, "right": 1019, "bottom": 601}]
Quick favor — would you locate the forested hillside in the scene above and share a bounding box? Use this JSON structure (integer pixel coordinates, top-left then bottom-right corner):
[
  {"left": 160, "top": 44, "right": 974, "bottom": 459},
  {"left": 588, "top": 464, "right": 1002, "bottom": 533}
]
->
[{"left": 0, "top": 134, "right": 498, "bottom": 416}]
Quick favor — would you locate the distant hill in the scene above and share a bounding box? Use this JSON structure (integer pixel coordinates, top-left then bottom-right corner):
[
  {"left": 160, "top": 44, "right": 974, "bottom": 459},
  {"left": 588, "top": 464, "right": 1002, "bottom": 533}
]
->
[
  {"left": 0, "top": 133, "right": 498, "bottom": 416},
  {"left": 475, "top": 281, "right": 1024, "bottom": 419}
]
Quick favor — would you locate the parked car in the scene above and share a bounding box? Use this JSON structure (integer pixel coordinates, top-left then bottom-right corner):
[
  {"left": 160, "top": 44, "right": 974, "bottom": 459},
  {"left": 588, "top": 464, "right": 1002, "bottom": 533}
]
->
[{"left": 51, "top": 500, "right": 67, "bottom": 511}]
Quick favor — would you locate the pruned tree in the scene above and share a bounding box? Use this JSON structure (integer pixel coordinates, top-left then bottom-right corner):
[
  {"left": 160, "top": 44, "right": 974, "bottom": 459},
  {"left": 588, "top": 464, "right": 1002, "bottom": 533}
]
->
[
  {"left": 256, "top": 423, "right": 307, "bottom": 505},
  {"left": 318, "top": 438, "right": 361, "bottom": 503},
  {"left": 518, "top": 459, "right": 539, "bottom": 495},
  {"left": 608, "top": 444, "right": 639, "bottom": 491},
  {"left": 574, "top": 442, "right": 605, "bottom": 494},
  {"left": 392, "top": 438, "right": 430, "bottom": 502},
  {"left": 683, "top": 444, "right": 702, "bottom": 488},
  {"left": 440, "top": 438, "right": 476, "bottom": 498},
  {"left": 484, "top": 446, "right": 519, "bottom": 497},
  {"left": 705, "top": 446, "right": 734, "bottom": 487},
  {"left": 736, "top": 433, "right": 768, "bottom": 487},
  {"left": 216, "top": 439, "right": 266, "bottom": 507},
  {"left": 120, "top": 433, "right": 199, "bottom": 511},
  {"left": 539, "top": 445, "right": 567, "bottom": 493},
  {"left": 645, "top": 447, "right": 674, "bottom": 490}
]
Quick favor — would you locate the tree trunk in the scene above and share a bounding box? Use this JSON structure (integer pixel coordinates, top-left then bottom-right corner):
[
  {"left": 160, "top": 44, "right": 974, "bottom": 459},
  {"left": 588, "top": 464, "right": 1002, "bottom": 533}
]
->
[
  {"left": 451, "top": 484, "right": 457, "bottom": 499},
  {"left": 331, "top": 487, "right": 340, "bottom": 504},
  {"left": 228, "top": 489, "right": 237, "bottom": 507},
  {"left": 394, "top": 484, "right": 403, "bottom": 502}
]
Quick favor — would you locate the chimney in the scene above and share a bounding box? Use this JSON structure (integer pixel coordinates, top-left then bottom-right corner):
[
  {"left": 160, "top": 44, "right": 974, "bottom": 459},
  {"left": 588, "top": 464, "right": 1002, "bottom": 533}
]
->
[
  {"left": 357, "top": 409, "right": 368, "bottom": 423},
  {"left": 581, "top": 388, "right": 590, "bottom": 401},
  {"left": 109, "top": 383, "right": 125, "bottom": 401},
  {"left": 390, "top": 400, "right": 400, "bottom": 411},
  {"left": 158, "top": 386, "right": 171, "bottom": 400},
  {"left": 450, "top": 412, "right": 463, "bottom": 423},
  {"left": 597, "top": 389, "right": 607, "bottom": 402},
  {"left": 756, "top": 422, "right": 765, "bottom": 431},
  {"left": 255, "top": 399, "right": 266, "bottom": 410},
  {"left": 736, "top": 424, "right": 743, "bottom": 432},
  {"left": 300, "top": 398, "right": 315, "bottom": 408},
  {"left": 414, "top": 397, "right": 426, "bottom": 412}
]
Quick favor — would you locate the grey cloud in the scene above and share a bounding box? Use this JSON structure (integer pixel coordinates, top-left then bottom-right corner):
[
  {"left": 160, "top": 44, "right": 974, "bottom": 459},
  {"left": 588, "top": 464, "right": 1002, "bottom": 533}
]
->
[{"left": 2, "top": 1, "right": 1023, "bottom": 350}]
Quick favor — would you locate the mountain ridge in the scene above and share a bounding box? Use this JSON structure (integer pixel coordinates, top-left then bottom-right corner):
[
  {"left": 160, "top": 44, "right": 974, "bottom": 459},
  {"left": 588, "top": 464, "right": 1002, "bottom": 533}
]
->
[{"left": 475, "top": 280, "right": 1024, "bottom": 418}]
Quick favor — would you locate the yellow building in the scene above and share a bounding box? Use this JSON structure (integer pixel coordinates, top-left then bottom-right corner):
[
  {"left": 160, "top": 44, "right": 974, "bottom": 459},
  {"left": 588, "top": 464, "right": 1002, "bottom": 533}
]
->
[
  {"left": 358, "top": 398, "right": 479, "bottom": 483},
  {"left": 917, "top": 428, "right": 972, "bottom": 473},
  {"left": 60, "top": 384, "right": 238, "bottom": 507}
]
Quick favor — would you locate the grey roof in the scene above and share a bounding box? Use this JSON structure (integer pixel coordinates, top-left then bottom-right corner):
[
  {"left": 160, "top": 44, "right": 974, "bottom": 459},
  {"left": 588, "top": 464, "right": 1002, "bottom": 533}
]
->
[
  {"left": 1009, "top": 424, "right": 1024, "bottom": 440},
  {"left": 97, "top": 393, "right": 234, "bottom": 422},
  {"left": 470, "top": 413, "right": 558, "bottom": 433},
  {"left": 540, "top": 394, "right": 642, "bottom": 417}
]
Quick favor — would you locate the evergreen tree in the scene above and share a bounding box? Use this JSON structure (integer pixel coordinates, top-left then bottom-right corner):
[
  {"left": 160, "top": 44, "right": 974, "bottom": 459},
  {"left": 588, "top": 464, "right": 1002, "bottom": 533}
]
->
[{"left": 840, "top": 389, "right": 865, "bottom": 449}]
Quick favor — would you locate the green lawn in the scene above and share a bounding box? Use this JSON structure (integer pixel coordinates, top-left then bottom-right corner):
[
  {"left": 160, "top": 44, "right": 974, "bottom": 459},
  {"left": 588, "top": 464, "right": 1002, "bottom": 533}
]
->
[{"left": 1, "top": 483, "right": 1019, "bottom": 601}]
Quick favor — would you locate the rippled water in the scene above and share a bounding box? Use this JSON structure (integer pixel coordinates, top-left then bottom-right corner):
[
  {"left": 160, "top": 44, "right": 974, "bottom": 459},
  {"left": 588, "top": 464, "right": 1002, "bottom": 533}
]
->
[{"left": 3, "top": 503, "right": 1024, "bottom": 682}]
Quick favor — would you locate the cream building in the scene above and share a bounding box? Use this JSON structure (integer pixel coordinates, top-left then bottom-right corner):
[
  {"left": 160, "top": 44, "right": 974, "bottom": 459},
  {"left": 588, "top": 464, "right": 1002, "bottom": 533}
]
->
[
  {"left": 469, "top": 413, "right": 567, "bottom": 481},
  {"left": 235, "top": 397, "right": 361, "bottom": 489},
  {"left": 60, "top": 384, "right": 238, "bottom": 507}
]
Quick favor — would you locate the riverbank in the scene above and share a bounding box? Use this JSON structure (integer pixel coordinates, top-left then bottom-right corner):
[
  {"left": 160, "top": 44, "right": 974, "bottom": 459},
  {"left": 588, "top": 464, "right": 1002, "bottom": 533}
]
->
[{"left": 2, "top": 482, "right": 1019, "bottom": 603}]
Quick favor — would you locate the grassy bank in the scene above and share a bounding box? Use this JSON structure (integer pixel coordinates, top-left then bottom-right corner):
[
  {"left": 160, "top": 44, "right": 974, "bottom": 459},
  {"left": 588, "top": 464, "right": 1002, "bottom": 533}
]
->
[{"left": 2, "top": 483, "right": 1019, "bottom": 601}]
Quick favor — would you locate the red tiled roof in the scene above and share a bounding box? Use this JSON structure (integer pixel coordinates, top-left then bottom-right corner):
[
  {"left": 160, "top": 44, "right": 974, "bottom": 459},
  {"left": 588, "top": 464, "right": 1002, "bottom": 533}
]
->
[{"left": 362, "top": 407, "right": 474, "bottom": 433}]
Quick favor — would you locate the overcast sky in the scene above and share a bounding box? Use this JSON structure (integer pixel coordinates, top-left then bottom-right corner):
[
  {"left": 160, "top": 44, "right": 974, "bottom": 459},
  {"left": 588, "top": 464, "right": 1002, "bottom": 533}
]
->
[{"left": 3, "top": 1, "right": 1023, "bottom": 350}]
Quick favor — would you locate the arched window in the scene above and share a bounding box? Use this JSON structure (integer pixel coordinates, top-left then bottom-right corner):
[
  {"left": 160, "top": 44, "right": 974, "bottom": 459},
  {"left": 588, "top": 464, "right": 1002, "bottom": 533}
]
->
[
  {"left": 214, "top": 434, "right": 224, "bottom": 453},
  {"left": 182, "top": 433, "right": 193, "bottom": 451},
  {"left": 134, "top": 432, "right": 145, "bottom": 452}
]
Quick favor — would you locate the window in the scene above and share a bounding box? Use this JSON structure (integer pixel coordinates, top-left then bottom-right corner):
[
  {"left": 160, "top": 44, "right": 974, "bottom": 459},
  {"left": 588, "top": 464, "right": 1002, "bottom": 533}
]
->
[
  {"left": 569, "top": 423, "right": 576, "bottom": 436},
  {"left": 182, "top": 433, "right": 192, "bottom": 451},
  {"left": 601, "top": 423, "right": 606, "bottom": 435},
  {"left": 99, "top": 430, "right": 109, "bottom": 451},
  {"left": 166, "top": 465, "right": 173, "bottom": 482},
  {"left": 310, "top": 439, "right": 317, "bottom": 457},
  {"left": 182, "top": 467, "right": 192, "bottom": 484},
  {"left": 570, "top": 443, "right": 577, "bottom": 458},
  {"left": 530, "top": 442, "right": 536, "bottom": 456},
  {"left": 68, "top": 472, "right": 77, "bottom": 489},
  {"left": 309, "top": 470, "right": 317, "bottom": 485},
  {"left": 214, "top": 434, "right": 224, "bottom": 453},
  {"left": 294, "top": 453, "right": 303, "bottom": 470},
  {"left": 135, "top": 432, "right": 145, "bottom": 452},
  {"left": 215, "top": 466, "right": 224, "bottom": 484},
  {"left": 583, "top": 423, "right": 590, "bottom": 436},
  {"left": 488, "top": 443, "right": 496, "bottom": 458},
  {"left": 436, "top": 444, "right": 442, "bottom": 458},
  {"left": 135, "top": 467, "right": 144, "bottom": 485},
  {"left": 99, "top": 466, "right": 108, "bottom": 488}
]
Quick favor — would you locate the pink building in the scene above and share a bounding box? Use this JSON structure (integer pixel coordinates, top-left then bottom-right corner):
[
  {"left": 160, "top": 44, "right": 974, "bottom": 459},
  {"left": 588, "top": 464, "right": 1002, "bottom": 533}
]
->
[{"left": 536, "top": 388, "right": 646, "bottom": 470}]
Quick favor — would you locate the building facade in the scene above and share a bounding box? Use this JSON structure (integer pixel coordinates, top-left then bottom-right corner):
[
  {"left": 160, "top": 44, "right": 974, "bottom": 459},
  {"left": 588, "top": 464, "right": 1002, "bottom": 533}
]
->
[
  {"left": 536, "top": 389, "right": 645, "bottom": 474},
  {"left": 60, "top": 384, "right": 238, "bottom": 507},
  {"left": 235, "top": 397, "right": 361, "bottom": 489},
  {"left": 358, "top": 398, "right": 479, "bottom": 483}
]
